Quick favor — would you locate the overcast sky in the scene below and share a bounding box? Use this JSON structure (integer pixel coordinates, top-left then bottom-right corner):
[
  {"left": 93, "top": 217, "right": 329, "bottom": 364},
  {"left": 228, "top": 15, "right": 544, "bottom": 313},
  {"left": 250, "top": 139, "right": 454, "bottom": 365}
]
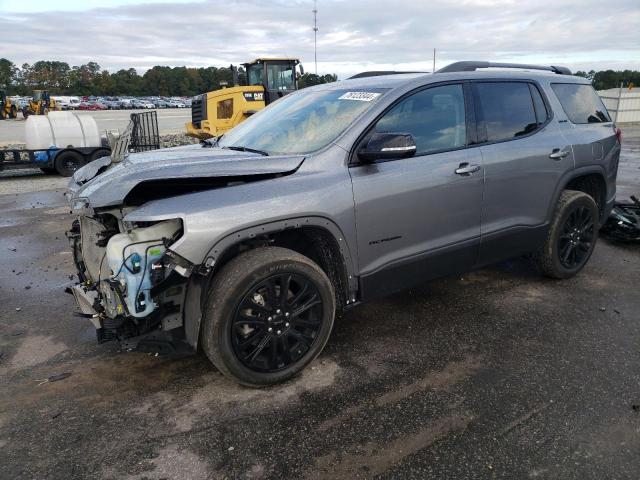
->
[{"left": 0, "top": 0, "right": 638, "bottom": 78}]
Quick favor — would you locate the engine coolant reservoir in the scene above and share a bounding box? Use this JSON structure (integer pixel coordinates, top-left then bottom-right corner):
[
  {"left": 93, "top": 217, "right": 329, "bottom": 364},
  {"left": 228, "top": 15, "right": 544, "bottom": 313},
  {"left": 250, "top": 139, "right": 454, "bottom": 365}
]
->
[
  {"left": 105, "top": 219, "right": 182, "bottom": 318},
  {"left": 25, "top": 111, "right": 101, "bottom": 150}
]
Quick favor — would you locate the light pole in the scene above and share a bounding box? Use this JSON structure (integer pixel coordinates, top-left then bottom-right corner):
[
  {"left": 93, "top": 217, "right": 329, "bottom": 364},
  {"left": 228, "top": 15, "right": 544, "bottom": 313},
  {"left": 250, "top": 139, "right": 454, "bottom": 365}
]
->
[{"left": 313, "top": 0, "right": 318, "bottom": 75}]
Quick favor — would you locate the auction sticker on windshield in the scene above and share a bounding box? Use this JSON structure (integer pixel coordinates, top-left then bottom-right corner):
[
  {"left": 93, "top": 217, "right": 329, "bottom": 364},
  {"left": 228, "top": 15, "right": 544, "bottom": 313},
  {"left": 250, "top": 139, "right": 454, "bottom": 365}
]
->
[{"left": 339, "top": 92, "right": 381, "bottom": 102}]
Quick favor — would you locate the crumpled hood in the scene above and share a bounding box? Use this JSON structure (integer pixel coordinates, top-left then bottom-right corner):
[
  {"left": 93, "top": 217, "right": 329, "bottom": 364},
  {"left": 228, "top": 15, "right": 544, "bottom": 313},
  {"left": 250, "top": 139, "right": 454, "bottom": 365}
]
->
[{"left": 67, "top": 144, "right": 304, "bottom": 208}]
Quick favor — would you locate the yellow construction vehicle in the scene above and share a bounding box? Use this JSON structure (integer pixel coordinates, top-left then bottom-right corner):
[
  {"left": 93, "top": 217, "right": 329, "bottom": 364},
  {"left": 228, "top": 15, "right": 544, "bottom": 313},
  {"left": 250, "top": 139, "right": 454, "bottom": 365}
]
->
[
  {"left": 23, "top": 90, "right": 57, "bottom": 118},
  {"left": 186, "top": 58, "right": 303, "bottom": 140},
  {"left": 0, "top": 90, "right": 18, "bottom": 120}
]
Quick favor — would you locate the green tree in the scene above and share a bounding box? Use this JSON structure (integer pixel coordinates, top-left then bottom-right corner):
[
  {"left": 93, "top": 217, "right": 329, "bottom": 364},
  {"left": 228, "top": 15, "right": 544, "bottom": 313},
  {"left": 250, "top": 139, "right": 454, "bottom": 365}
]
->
[
  {"left": 298, "top": 73, "right": 337, "bottom": 89},
  {"left": 0, "top": 58, "right": 17, "bottom": 90}
]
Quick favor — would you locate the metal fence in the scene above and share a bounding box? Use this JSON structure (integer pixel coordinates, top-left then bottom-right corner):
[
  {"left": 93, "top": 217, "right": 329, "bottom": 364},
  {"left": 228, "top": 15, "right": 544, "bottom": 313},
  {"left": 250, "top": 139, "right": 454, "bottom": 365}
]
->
[
  {"left": 598, "top": 87, "right": 640, "bottom": 124},
  {"left": 130, "top": 111, "right": 160, "bottom": 152}
]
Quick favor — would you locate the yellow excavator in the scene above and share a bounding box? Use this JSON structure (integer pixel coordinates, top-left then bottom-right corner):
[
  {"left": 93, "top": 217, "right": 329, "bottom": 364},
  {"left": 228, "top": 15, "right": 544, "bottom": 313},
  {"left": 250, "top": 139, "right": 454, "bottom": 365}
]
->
[
  {"left": 186, "top": 58, "right": 303, "bottom": 140},
  {"left": 0, "top": 90, "right": 18, "bottom": 119},
  {"left": 23, "top": 89, "right": 57, "bottom": 118}
]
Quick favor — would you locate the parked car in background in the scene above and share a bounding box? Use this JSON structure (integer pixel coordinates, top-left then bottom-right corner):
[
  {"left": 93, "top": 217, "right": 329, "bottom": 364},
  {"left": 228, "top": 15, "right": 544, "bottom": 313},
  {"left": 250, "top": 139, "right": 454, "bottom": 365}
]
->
[
  {"left": 154, "top": 99, "right": 170, "bottom": 108},
  {"left": 118, "top": 98, "right": 134, "bottom": 109},
  {"left": 101, "top": 99, "right": 122, "bottom": 109},
  {"left": 131, "top": 99, "right": 155, "bottom": 109},
  {"left": 167, "top": 99, "right": 186, "bottom": 108},
  {"left": 79, "top": 101, "right": 107, "bottom": 110},
  {"left": 52, "top": 96, "right": 82, "bottom": 110}
]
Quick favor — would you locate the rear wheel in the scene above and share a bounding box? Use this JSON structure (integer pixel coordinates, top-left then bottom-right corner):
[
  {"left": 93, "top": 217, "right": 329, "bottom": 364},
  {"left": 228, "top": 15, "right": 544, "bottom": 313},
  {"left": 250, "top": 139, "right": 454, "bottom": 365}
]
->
[
  {"left": 201, "top": 247, "right": 335, "bottom": 387},
  {"left": 9, "top": 106, "right": 17, "bottom": 119},
  {"left": 533, "top": 190, "right": 599, "bottom": 279},
  {"left": 55, "top": 150, "right": 86, "bottom": 177}
]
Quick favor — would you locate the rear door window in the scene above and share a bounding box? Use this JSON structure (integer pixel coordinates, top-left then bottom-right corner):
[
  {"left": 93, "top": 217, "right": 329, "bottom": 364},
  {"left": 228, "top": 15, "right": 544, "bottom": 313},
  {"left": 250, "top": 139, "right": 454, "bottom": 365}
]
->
[
  {"left": 475, "top": 82, "right": 539, "bottom": 142},
  {"left": 551, "top": 83, "right": 611, "bottom": 124}
]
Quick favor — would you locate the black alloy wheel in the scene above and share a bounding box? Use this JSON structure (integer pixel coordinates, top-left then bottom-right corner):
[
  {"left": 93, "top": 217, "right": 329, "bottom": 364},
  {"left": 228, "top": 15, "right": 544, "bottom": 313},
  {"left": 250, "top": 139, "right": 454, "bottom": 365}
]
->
[
  {"left": 201, "top": 247, "right": 335, "bottom": 386},
  {"left": 231, "top": 273, "right": 323, "bottom": 373},
  {"left": 557, "top": 205, "right": 595, "bottom": 269},
  {"left": 534, "top": 190, "right": 599, "bottom": 279}
]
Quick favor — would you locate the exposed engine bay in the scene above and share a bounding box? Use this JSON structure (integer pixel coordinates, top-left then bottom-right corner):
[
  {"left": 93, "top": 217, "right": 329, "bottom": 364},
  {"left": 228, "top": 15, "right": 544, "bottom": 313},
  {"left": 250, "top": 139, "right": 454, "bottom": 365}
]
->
[
  {"left": 63, "top": 142, "right": 307, "bottom": 353},
  {"left": 66, "top": 210, "right": 192, "bottom": 351}
]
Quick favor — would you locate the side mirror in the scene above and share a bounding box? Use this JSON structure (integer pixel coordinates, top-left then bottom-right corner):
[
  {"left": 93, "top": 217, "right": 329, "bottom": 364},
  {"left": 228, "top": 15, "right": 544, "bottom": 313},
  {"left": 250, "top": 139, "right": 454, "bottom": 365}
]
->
[{"left": 358, "top": 132, "right": 417, "bottom": 163}]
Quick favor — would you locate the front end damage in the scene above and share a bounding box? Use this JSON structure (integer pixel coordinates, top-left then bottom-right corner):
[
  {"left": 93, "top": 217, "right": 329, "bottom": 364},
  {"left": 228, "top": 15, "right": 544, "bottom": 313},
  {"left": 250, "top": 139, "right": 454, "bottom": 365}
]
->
[
  {"left": 66, "top": 211, "right": 194, "bottom": 353},
  {"left": 63, "top": 144, "right": 305, "bottom": 353}
]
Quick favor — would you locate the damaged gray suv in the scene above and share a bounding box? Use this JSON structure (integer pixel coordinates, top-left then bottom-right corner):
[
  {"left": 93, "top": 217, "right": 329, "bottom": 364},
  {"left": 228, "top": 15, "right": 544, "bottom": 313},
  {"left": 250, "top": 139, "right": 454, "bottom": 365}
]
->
[{"left": 67, "top": 61, "right": 621, "bottom": 386}]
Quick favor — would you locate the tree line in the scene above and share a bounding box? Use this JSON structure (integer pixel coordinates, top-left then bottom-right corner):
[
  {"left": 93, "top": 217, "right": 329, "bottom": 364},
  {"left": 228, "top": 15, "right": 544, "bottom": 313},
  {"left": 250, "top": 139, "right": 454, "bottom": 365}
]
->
[
  {"left": 569, "top": 70, "right": 639, "bottom": 90},
  {"left": 2, "top": 58, "right": 638, "bottom": 96},
  {"left": 0, "top": 58, "right": 337, "bottom": 96}
]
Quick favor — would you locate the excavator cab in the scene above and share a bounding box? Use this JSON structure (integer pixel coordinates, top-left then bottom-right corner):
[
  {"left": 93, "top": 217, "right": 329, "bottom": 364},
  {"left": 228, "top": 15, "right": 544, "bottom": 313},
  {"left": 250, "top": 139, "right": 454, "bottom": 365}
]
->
[
  {"left": 243, "top": 58, "right": 301, "bottom": 105},
  {"left": 186, "top": 57, "right": 303, "bottom": 140}
]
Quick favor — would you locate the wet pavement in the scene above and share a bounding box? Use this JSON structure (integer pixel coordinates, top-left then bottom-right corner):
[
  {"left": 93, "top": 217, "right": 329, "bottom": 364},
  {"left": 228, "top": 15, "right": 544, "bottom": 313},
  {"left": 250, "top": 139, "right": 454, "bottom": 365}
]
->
[{"left": 0, "top": 128, "right": 639, "bottom": 479}]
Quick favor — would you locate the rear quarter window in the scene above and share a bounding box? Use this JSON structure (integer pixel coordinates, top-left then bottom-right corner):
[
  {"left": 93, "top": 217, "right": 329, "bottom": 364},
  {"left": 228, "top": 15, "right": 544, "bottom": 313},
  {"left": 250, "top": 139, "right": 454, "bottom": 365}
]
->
[{"left": 551, "top": 83, "right": 611, "bottom": 124}]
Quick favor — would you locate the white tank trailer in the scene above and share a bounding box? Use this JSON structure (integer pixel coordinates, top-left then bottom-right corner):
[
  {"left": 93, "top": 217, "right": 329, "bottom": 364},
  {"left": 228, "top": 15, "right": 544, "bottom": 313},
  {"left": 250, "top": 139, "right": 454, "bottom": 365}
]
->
[{"left": 0, "top": 111, "right": 111, "bottom": 177}]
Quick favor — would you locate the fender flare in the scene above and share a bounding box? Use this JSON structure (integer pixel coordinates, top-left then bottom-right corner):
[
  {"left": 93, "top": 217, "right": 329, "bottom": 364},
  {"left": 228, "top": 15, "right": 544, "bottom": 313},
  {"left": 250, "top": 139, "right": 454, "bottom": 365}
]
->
[
  {"left": 547, "top": 165, "right": 608, "bottom": 223},
  {"left": 183, "top": 216, "right": 358, "bottom": 349}
]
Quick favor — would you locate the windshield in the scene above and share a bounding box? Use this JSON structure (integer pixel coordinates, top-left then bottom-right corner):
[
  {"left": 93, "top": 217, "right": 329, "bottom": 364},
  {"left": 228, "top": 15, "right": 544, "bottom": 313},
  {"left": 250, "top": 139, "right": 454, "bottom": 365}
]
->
[
  {"left": 247, "top": 64, "right": 264, "bottom": 86},
  {"left": 218, "top": 88, "right": 388, "bottom": 155}
]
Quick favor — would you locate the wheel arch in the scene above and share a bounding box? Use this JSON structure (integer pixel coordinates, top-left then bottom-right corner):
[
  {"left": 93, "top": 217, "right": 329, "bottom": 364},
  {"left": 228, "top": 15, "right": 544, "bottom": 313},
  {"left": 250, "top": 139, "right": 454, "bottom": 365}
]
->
[
  {"left": 549, "top": 166, "right": 608, "bottom": 224},
  {"left": 183, "top": 217, "right": 358, "bottom": 349}
]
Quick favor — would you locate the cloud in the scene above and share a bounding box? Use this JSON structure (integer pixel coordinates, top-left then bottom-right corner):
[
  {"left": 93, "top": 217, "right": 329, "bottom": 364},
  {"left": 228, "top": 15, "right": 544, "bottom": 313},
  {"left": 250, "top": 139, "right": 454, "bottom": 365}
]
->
[{"left": 0, "top": 0, "right": 638, "bottom": 77}]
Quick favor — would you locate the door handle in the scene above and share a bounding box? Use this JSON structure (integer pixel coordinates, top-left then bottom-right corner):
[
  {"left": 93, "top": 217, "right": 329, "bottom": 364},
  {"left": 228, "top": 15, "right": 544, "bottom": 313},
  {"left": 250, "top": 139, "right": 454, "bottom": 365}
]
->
[
  {"left": 549, "top": 148, "right": 570, "bottom": 160},
  {"left": 455, "top": 163, "right": 481, "bottom": 175}
]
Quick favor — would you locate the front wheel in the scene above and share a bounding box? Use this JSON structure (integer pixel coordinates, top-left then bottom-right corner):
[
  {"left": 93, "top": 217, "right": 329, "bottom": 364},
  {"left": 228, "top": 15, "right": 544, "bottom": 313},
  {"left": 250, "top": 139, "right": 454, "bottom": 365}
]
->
[
  {"left": 201, "top": 247, "right": 336, "bottom": 387},
  {"left": 533, "top": 190, "right": 599, "bottom": 279}
]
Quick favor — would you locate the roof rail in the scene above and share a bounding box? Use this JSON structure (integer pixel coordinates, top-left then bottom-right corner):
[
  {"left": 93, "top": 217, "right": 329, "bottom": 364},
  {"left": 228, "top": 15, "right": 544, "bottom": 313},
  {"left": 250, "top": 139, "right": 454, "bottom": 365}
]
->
[
  {"left": 348, "top": 71, "right": 424, "bottom": 79},
  {"left": 436, "top": 61, "right": 572, "bottom": 75}
]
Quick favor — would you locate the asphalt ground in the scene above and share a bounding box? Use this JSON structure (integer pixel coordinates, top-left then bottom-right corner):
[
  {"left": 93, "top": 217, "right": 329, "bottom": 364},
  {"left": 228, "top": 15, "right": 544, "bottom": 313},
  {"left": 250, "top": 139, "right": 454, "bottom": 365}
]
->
[
  {"left": 0, "top": 128, "right": 639, "bottom": 479},
  {"left": 0, "top": 108, "right": 192, "bottom": 145}
]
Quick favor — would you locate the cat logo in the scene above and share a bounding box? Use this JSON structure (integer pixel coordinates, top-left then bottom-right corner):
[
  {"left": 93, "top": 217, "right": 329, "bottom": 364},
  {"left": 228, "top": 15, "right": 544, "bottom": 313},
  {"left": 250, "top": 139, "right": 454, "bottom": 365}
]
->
[{"left": 243, "top": 92, "right": 264, "bottom": 102}]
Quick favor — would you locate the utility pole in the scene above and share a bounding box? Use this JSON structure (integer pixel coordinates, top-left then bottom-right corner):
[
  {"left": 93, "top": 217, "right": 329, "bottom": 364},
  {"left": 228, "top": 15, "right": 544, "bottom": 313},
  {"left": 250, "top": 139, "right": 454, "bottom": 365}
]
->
[
  {"left": 313, "top": 0, "right": 318, "bottom": 75},
  {"left": 433, "top": 48, "right": 436, "bottom": 73}
]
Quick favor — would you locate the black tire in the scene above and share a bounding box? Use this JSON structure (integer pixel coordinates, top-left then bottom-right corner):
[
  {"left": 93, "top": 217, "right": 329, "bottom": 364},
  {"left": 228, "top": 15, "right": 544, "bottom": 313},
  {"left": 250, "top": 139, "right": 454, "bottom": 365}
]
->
[
  {"left": 22, "top": 108, "right": 29, "bottom": 119},
  {"left": 0, "top": 108, "right": 5, "bottom": 120},
  {"left": 54, "top": 150, "right": 86, "bottom": 177},
  {"left": 9, "top": 106, "right": 17, "bottom": 119},
  {"left": 533, "top": 190, "right": 599, "bottom": 279},
  {"left": 89, "top": 148, "right": 111, "bottom": 162},
  {"left": 201, "top": 247, "right": 336, "bottom": 387}
]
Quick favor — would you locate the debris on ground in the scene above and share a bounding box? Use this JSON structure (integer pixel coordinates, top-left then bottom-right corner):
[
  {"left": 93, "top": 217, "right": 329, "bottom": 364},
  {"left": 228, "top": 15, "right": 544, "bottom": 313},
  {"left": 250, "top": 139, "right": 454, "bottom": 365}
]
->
[
  {"left": 36, "top": 372, "right": 72, "bottom": 386},
  {"left": 602, "top": 196, "right": 640, "bottom": 242}
]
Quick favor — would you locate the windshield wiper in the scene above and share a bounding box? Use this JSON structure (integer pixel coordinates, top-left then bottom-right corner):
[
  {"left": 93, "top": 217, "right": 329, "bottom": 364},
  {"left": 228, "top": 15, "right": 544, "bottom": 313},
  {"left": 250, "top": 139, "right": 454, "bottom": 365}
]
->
[{"left": 224, "top": 146, "right": 269, "bottom": 156}]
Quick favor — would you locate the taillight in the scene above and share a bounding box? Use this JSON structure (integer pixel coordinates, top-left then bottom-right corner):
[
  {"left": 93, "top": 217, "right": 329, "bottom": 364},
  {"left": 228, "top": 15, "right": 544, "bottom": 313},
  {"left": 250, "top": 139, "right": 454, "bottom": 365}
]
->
[{"left": 615, "top": 127, "right": 622, "bottom": 144}]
